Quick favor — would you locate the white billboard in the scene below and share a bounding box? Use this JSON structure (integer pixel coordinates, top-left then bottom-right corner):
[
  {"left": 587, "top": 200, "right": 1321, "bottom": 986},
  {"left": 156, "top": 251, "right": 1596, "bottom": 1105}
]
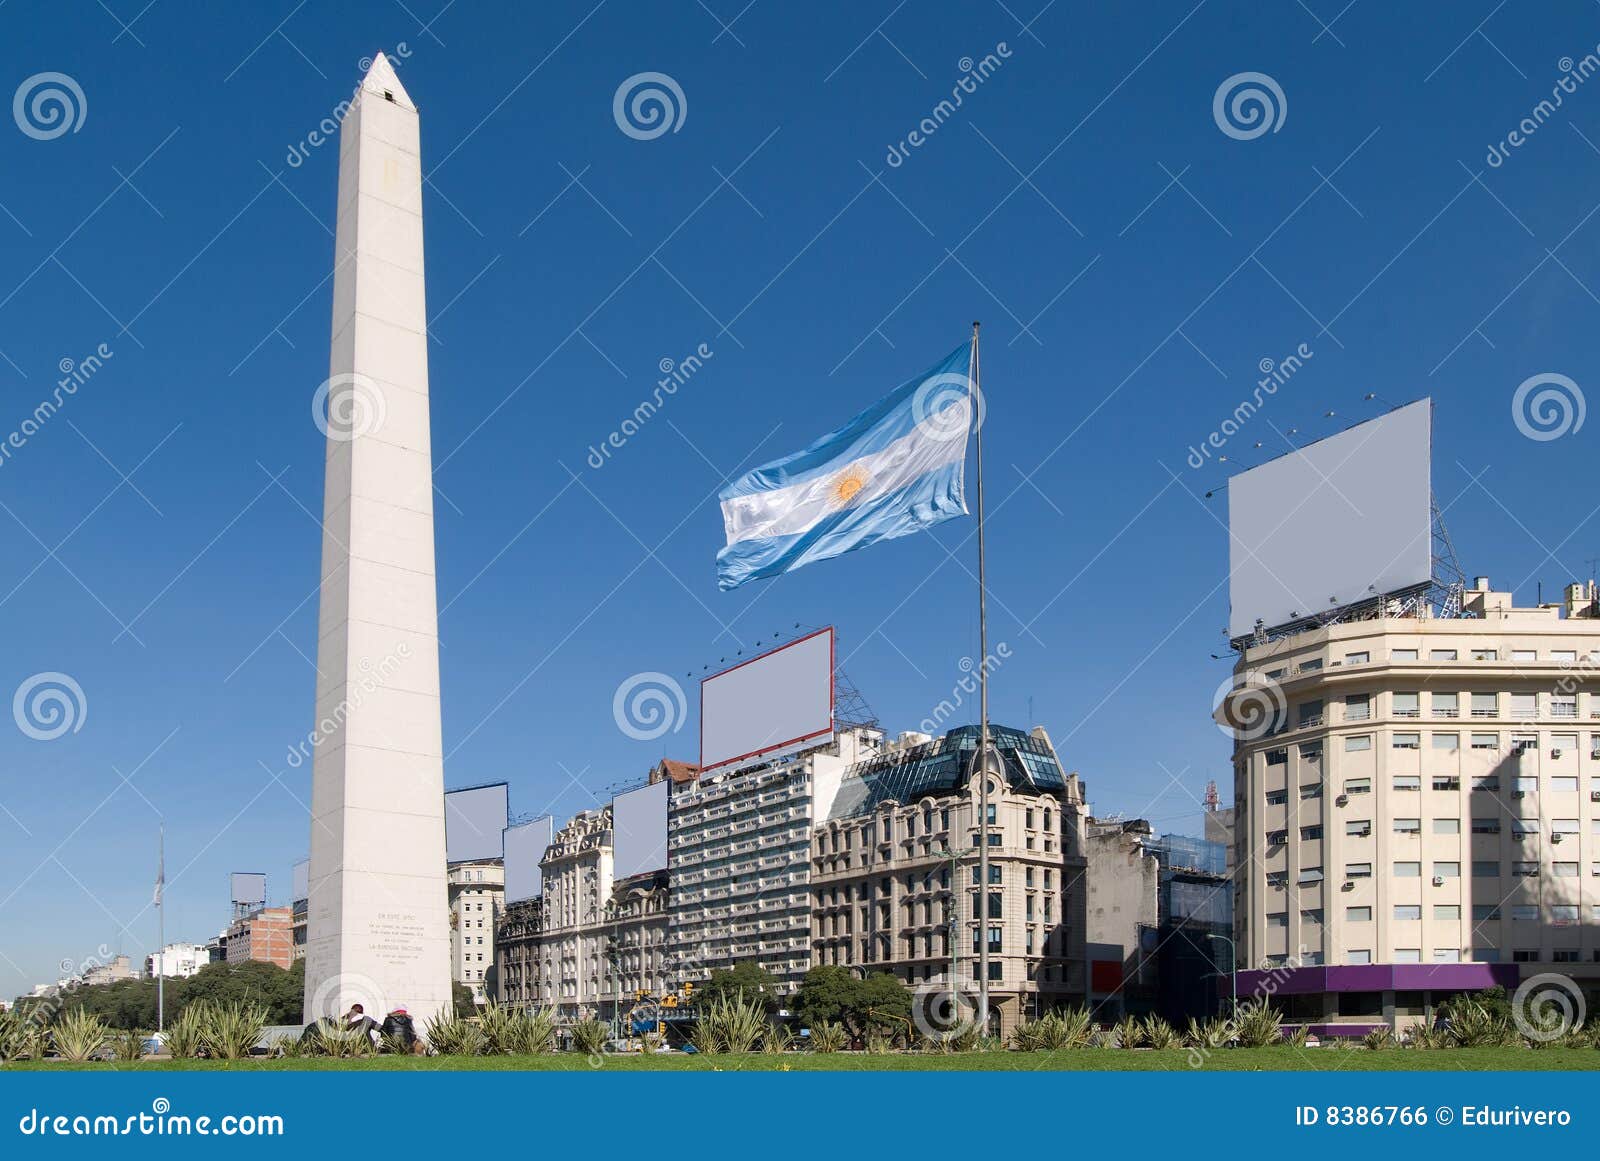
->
[
  {"left": 230, "top": 872, "right": 267, "bottom": 906},
  {"left": 612, "top": 779, "right": 669, "bottom": 880},
  {"left": 445, "top": 782, "right": 509, "bottom": 864},
  {"left": 291, "top": 858, "right": 309, "bottom": 903},
  {"left": 503, "top": 815, "right": 553, "bottom": 903},
  {"left": 700, "top": 627, "right": 834, "bottom": 773},
  {"left": 1228, "top": 399, "right": 1432, "bottom": 639}
]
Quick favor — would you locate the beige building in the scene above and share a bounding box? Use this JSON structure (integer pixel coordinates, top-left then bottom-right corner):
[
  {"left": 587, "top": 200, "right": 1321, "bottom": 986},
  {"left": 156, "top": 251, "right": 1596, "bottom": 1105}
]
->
[
  {"left": 225, "top": 907, "right": 293, "bottom": 969},
  {"left": 811, "top": 724, "right": 1087, "bottom": 1035},
  {"left": 449, "top": 860, "right": 504, "bottom": 1003},
  {"left": 1227, "top": 577, "right": 1600, "bottom": 1031}
]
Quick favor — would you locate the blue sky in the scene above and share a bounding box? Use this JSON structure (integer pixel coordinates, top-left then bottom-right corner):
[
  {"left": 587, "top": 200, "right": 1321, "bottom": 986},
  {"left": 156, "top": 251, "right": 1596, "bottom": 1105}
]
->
[{"left": 3, "top": 0, "right": 1600, "bottom": 994}]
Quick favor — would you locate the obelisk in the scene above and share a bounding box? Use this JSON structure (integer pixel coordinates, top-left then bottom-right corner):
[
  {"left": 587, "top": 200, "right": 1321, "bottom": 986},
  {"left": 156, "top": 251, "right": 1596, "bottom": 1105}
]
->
[{"left": 303, "top": 53, "right": 451, "bottom": 1030}]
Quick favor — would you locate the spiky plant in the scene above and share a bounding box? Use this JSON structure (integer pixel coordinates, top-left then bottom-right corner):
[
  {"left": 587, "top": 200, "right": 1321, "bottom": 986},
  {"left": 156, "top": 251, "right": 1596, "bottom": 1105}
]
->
[
  {"left": 424, "top": 1012, "right": 485, "bottom": 1056},
  {"left": 1141, "top": 1014, "right": 1179, "bottom": 1049},
  {"left": 569, "top": 1018, "right": 609, "bottom": 1056},
  {"left": 1234, "top": 1000, "right": 1283, "bottom": 1048},
  {"left": 1010, "top": 1019, "right": 1043, "bottom": 1052},
  {"left": 201, "top": 1000, "right": 268, "bottom": 1061},
  {"left": 52, "top": 1008, "right": 109, "bottom": 1062},
  {"left": 809, "top": 1020, "right": 846, "bottom": 1053},
  {"left": 1360, "top": 1027, "right": 1394, "bottom": 1051},
  {"left": 163, "top": 1005, "right": 207, "bottom": 1059},
  {"left": 761, "top": 1024, "right": 794, "bottom": 1055},
  {"left": 505, "top": 1007, "right": 557, "bottom": 1055},
  {"left": 1447, "top": 999, "right": 1515, "bottom": 1048},
  {"left": 0, "top": 1010, "right": 31, "bottom": 1063},
  {"left": 1403, "top": 1018, "right": 1444, "bottom": 1049},
  {"left": 1285, "top": 1024, "right": 1310, "bottom": 1049},
  {"left": 1113, "top": 1014, "right": 1145, "bottom": 1049},
  {"left": 864, "top": 1029, "right": 892, "bottom": 1054},
  {"left": 112, "top": 1028, "right": 146, "bottom": 1062}
]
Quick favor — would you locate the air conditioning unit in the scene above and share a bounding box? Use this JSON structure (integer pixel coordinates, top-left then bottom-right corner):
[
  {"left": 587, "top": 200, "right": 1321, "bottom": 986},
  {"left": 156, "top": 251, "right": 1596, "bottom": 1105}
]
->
[
  {"left": 1591, "top": 790, "right": 1600, "bottom": 802},
  {"left": 1512, "top": 832, "right": 1527, "bottom": 842},
  {"left": 1552, "top": 832, "right": 1564, "bottom": 844},
  {"left": 1512, "top": 790, "right": 1526, "bottom": 799},
  {"left": 1335, "top": 794, "right": 1349, "bottom": 807},
  {"left": 1552, "top": 749, "right": 1564, "bottom": 758},
  {"left": 1431, "top": 875, "right": 1444, "bottom": 886}
]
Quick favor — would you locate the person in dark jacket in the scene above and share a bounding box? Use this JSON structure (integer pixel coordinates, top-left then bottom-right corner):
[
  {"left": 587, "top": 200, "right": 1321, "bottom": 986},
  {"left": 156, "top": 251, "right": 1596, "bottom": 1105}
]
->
[
  {"left": 344, "top": 1003, "right": 381, "bottom": 1047},
  {"left": 381, "top": 1007, "right": 418, "bottom": 1052}
]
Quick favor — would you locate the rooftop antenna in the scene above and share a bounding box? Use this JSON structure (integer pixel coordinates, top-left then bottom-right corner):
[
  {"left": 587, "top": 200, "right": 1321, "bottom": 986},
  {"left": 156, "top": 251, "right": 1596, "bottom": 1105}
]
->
[{"left": 1204, "top": 780, "right": 1220, "bottom": 812}]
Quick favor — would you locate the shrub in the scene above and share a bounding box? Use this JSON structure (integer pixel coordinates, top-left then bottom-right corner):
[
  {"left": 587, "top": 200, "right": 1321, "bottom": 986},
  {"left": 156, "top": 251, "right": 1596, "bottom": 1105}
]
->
[
  {"left": 163, "top": 1006, "right": 206, "bottom": 1059},
  {"left": 1234, "top": 1001, "right": 1282, "bottom": 1048},
  {"left": 477, "top": 1004, "right": 554, "bottom": 1055},
  {"left": 1403, "top": 1018, "right": 1444, "bottom": 1049},
  {"left": 52, "top": 1009, "right": 109, "bottom": 1062},
  {"left": 112, "top": 1028, "right": 146, "bottom": 1062},
  {"left": 1141, "top": 1014, "right": 1179, "bottom": 1049},
  {"left": 1113, "top": 1015, "right": 1144, "bottom": 1049},
  {"left": 569, "top": 1019, "right": 609, "bottom": 1056},
  {"left": 424, "top": 1012, "right": 485, "bottom": 1056},
  {"left": 761, "top": 1024, "right": 794, "bottom": 1055},
  {"left": 809, "top": 1020, "right": 846, "bottom": 1053},
  {"left": 1446, "top": 999, "right": 1516, "bottom": 1048},
  {"left": 1360, "top": 1027, "right": 1394, "bottom": 1050},
  {"left": 0, "top": 1010, "right": 33, "bottom": 1062},
  {"left": 199, "top": 1000, "right": 268, "bottom": 1061}
]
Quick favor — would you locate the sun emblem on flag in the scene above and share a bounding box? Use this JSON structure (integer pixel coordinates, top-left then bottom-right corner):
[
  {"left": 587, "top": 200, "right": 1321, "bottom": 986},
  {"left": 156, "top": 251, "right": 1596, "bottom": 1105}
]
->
[{"left": 829, "top": 464, "right": 870, "bottom": 508}]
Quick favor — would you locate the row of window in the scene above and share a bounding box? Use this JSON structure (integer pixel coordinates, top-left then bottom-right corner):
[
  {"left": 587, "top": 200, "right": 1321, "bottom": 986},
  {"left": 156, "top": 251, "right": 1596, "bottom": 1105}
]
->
[
  {"left": 1271, "top": 646, "right": 1593, "bottom": 675},
  {"left": 1267, "top": 859, "right": 1595, "bottom": 883},
  {"left": 1267, "top": 732, "right": 1600, "bottom": 762}
]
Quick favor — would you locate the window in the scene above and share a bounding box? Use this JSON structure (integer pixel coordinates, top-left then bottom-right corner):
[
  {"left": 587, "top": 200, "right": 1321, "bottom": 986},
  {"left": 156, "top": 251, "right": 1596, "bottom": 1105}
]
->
[
  {"left": 1300, "top": 782, "right": 1322, "bottom": 800},
  {"left": 1347, "top": 950, "right": 1372, "bottom": 965},
  {"left": 1434, "top": 861, "right": 1460, "bottom": 878},
  {"left": 1265, "top": 789, "right": 1287, "bottom": 806},
  {"left": 1432, "top": 949, "right": 1462, "bottom": 963},
  {"left": 1553, "top": 817, "right": 1580, "bottom": 835},
  {"left": 1470, "top": 734, "right": 1498, "bottom": 750},
  {"left": 1432, "top": 733, "right": 1459, "bottom": 751},
  {"left": 1434, "top": 904, "right": 1461, "bottom": 920},
  {"left": 1472, "top": 904, "right": 1501, "bottom": 921},
  {"left": 1297, "top": 866, "right": 1324, "bottom": 885},
  {"left": 1345, "top": 735, "right": 1372, "bottom": 752},
  {"left": 1299, "top": 742, "right": 1324, "bottom": 761},
  {"left": 1473, "top": 948, "right": 1501, "bottom": 963},
  {"left": 1393, "top": 949, "right": 1422, "bottom": 964},
  {"left": 1511, "top": 904, "right": 1539, "bottom": 922},
  {"left": 1344, "top": 777, "right": 1371, "bottom": 795},
  {"left": 1512, "top": 735, "right": 1537, "bottom": 755},
  {"left": 1393, "top": 692, "right": 1420, "bottom": 718},
  {"left": 1552, "top": 904, "right": 1579, "bottom": 924},
  {"left": 1513, "top": 861, "right": 1539, "bottom": 877},
  {"left": 1393, "top": 905, "right": 1421, "bottom": 921},
  {"left": 1509, "top": 692, "right": 1536, "bottom": 718},
  {"left": 1300, "top": 825, "right": 1323, "bottom": 841},
  {"left": 1432, "top": 774, "right": 1460, "bottom": 790},
  {"left": 1345, "top": 694, "right": 1371, "bottom": 721},
  {"left": 1298, "top": 699, "right": 1324, "bottom": 727},
  {"left": 1553, "top": 650, "right": 1577, "bottom": 663},
  {"left": 1553, "top": 694, "right": 1578, "bottom": 718},
  {"left": 1346, "top": 906, "right": 1372, "bottom": 921},
  {"left": 1393, "top": 861, "right": 1421, "bottom": 877},
  {"left": 1265, "top": 748, "right": 1287, "bottom": 766},
  {"left": 1266, "top": 912, "right": 1289, "bottom": 928},
  {"left": 1432, "top": 692, "right": 1459, "bottom": 718},
  {"left": 1433, "top": 818, "right": 1460, "bottom": 834},
  {"left": 1393, "top": 818, "right": 1421, "bottom": 835},
  {"left": 1471, "top": 693, "right": 1497, "bottom": 717},
  {"left": 1392, "top": 649, "right": 1418, "bottom": 661},
  {"left": 1431, "top": 649, "right": 1458, "bottom": 661},
  {"left": 1392, "top": 733, "right": 1421, "bottom": 749},
  {"left": 1513, "top": 949, "right": 1540, "bottom": 963},
  {"left": 1472, "top": 775, "right": 1500, "bottom": 792},
  {"left": 1345, "top": 819, "right": 1372, "bottom": 836},
  {"left": 1553, "top": 861, "right": 1579, "bottom": 878},
  {"left": 1345, "top": 862, "right": 1372, "bottom": 879},
  {"left": 1300, "top": 908, "right": 1323, "bottom": 924},
  {"left": 1471, "top": 818, "right": 1500, "bottom": 834},
  {"left": 1345, "top": 651, "right": 1370, "bottom": 664},
  {"left": 1266, "top": 830, "right": 1287, "bottom": 846},
  {"left": 1392, "top": 774, "right": 1420, "bottom": 791},
  {"left": 1511, "top": 649, "right": 1536, "bottom": 662},
  {"left": 1550, "top": 776, "right": 1579, "bottom": 793}
]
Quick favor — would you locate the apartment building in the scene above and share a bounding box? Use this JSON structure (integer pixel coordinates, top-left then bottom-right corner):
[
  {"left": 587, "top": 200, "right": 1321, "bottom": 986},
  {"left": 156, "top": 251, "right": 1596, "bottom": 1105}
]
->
[
  {"left": 666, "top": 728, "right": 870, "bottom": 993},
  {"left": 144, "top": 942, "right": 209, "bottom": 979},
  {"left": 811, "top": 724, "right": 1088, "bottom": 1035},
  {"left": 449, "top": 859, "right": 504, "bottom": 1003},
  {"left": 1228, "top": 577, "right": 1600, "bottom": 1032},
  {"left": 225, "top": 907, "right": 293, "bottom": 969}
]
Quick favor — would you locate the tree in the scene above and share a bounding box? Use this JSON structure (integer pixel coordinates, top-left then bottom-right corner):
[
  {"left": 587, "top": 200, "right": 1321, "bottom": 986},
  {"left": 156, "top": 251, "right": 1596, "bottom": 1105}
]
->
[
  {"left": 452, "top": 981, "right": 477, "bottom": 1017},
  {"left": 793, "top": 966, "right": 913, "bottom": 1039},
  {"left": 700, "top": 962, "right": 780, "bottom": 1012}
]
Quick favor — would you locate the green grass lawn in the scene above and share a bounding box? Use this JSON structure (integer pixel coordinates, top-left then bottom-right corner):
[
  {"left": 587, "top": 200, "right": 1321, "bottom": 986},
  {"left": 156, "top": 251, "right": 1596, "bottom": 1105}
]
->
[{"left": 12, "top": 1047, "right": 1600, "bottom": 1072}]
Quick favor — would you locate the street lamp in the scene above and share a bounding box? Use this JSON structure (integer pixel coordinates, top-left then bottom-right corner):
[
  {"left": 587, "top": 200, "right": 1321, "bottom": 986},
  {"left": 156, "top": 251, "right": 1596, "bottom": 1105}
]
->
[{"left": 1206, "top": 933, "right": 1237, "bottom": 1017}]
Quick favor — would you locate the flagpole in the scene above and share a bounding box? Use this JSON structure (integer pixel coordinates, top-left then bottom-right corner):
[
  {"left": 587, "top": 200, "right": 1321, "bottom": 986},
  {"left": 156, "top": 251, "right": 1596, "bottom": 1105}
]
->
[
  {"left": 971, "top": 320, "right": 991, "bottom": 1036},
  {"left": 156, "top": 822, "right": 164, "bottom": 1034}
]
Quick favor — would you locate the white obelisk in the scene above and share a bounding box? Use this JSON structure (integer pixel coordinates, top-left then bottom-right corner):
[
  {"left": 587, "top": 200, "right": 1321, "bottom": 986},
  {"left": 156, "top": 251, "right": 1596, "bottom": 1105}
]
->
[{"left": 304, "top": 53, "right": 451, "bottom": 1030}]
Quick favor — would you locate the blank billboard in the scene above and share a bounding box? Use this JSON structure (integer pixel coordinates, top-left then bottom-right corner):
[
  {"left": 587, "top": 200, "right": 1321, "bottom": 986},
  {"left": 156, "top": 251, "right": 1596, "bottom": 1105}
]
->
[
  {"left": 700, "top": 627, "right": 834, "bottom": 773},
  {"left": 1228, "top": 399, "right": 1432, "bottom": 639},
  {"left": 445, "top": 782, "right": 509, "bottom": 864},
  {"left": 230, "top": 872, "right": 267, "bottom": 906},
  {"left": 291, "top": 858, "right": 309, "bottom": 903},
  {"left": 612, "top": 779, "right": 669, "bottom": 880},
  {"left": 503, "top": 815, "right": 554, "bottom": 903}
]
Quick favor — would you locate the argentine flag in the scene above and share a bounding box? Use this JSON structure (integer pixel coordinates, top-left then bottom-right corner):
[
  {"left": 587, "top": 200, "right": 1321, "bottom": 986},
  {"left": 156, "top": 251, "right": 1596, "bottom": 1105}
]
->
[{"left": 717, "top": 343, "right": 975, "bottom": 591}]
